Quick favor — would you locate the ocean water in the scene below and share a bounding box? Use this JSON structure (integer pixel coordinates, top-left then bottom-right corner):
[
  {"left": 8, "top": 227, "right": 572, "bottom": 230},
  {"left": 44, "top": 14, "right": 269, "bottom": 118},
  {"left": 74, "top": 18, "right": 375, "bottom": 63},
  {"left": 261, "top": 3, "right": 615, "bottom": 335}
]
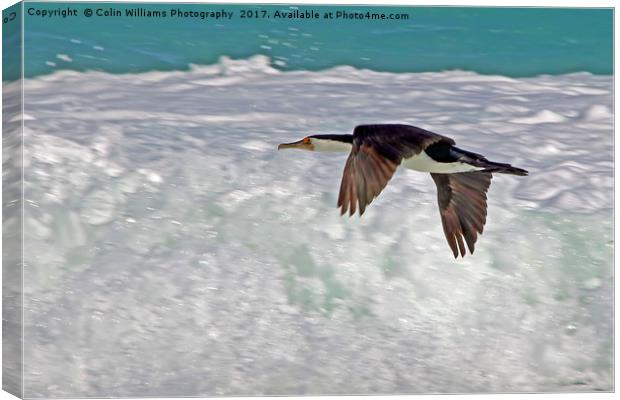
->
[
  {"left": 19, "top": 4, "right": 613, "bottom": 79},
  {"left": 3, "top": 2, "right": 614, "bottom": 397}
]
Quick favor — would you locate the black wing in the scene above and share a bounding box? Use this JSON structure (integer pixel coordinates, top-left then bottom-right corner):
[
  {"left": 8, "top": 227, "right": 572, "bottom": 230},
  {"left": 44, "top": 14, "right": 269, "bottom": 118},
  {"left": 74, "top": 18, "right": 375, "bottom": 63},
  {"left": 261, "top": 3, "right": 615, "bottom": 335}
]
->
[
  {"left": 431, "top": 172, "right": 492, "bottom": 258},
  {"left": 338, "top": 124, "right": 455, "bottom": 216}
]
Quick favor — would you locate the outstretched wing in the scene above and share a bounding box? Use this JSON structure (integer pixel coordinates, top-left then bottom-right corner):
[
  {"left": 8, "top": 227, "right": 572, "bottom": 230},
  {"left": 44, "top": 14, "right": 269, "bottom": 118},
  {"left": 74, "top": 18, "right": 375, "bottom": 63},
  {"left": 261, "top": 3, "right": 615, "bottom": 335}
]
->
[
  {"left": 431, "top": 172, "right": 492, "bottom": 258},
  {"left": 338, "top": 124, "right": 454, "bottom": 216}
]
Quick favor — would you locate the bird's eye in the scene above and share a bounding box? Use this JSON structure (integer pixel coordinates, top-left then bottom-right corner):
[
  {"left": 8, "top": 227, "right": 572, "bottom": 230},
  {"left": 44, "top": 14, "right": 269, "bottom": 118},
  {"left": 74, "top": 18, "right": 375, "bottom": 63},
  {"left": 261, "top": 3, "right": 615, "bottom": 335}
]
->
[{"left": 303, "top": 137, "right": 311, "bottom": 144}]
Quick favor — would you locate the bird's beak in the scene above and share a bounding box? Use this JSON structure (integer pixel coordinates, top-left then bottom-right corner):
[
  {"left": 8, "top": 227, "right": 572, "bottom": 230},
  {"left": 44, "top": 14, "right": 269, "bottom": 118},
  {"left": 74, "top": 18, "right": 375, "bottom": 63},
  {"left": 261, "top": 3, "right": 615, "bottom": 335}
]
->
[{"left": 278, "top": 139, "right": 311, "bottom": 151}]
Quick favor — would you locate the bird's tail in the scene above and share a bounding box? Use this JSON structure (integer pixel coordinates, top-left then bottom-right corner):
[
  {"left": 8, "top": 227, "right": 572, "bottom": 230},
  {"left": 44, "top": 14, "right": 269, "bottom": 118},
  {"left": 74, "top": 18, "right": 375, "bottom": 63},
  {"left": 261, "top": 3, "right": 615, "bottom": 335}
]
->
[
  {"left": 480, "top": 161, "right": 528, "bottom": 176},
  {"left": 450, "top": 147, "right": 528, "bottom": 176},
  {"left": 453, "top": 148, "right": 528, "bottom": 176}
]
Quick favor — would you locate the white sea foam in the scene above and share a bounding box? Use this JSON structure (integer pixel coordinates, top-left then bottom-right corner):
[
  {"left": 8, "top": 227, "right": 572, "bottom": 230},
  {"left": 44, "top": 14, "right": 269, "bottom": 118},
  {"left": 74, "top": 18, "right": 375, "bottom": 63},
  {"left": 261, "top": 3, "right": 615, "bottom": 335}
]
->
[
  {"left": 510, "top": 109, "right": 567, "bottom": 124},
  {"left": 10, "top": 56, "right": 612, "bottom": 396},
  {"left": 56, "top": 53, "right": 73, "bottom": 62}
]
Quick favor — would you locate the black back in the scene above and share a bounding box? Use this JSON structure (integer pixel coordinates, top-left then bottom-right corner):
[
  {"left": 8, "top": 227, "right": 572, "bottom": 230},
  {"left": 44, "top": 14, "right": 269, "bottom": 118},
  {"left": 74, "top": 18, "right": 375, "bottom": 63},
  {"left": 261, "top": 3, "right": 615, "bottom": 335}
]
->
[{"left": 352, "top": 124, "right": 455, "bottom": 163}]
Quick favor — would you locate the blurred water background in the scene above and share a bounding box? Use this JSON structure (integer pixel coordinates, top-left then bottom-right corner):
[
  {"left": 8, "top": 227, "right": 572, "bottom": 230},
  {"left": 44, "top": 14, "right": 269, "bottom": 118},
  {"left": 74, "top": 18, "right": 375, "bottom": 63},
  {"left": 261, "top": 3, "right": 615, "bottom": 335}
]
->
[{"left": 4, "top": 3, "right": 614, "bottom": 397}]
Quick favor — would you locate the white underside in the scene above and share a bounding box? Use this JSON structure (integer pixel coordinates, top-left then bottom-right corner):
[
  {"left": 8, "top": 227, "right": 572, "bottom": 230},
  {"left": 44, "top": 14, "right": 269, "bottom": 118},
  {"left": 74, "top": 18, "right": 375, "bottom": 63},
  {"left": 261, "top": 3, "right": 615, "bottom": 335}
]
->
[
  {"left": 311, "top": 139, "right": 483, "bottom": 173},
  {"left": 402, "top": 151, "right": 483, "bottom": 173}
]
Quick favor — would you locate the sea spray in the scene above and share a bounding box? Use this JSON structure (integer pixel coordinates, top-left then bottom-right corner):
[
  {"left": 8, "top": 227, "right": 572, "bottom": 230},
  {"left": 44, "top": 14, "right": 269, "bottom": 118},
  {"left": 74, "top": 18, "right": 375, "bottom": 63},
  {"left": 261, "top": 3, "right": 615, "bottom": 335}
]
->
[{"left": 16, "top": 63, "right": 612, "bottom": 395}]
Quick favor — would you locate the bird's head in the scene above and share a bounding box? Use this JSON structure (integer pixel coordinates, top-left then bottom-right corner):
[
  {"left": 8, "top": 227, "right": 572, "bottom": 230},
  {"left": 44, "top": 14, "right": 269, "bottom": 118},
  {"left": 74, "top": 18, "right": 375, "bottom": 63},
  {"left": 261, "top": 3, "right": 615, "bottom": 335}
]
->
[
  {"left": 278, "top": 136, "right": 315, "bottom": 151},
  {"left": 278, "top": 134, "right": 353, "bottom": 152}
]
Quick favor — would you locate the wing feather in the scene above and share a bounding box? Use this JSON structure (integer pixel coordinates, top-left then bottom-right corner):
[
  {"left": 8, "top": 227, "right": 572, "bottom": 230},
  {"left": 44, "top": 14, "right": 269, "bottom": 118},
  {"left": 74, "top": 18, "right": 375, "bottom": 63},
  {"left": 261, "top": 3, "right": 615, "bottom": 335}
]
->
[
  {"left": 338, "top": 145, "right": 398, "bottom": 216},
  {"left": 431, "top": 172, "right": 492, "bottom": 258},
  {"left": 333, "top": 124, "right": 492, "bottom": 258},
  {"left": 337, "top": 125, "right": 454, "bottom": 216}
]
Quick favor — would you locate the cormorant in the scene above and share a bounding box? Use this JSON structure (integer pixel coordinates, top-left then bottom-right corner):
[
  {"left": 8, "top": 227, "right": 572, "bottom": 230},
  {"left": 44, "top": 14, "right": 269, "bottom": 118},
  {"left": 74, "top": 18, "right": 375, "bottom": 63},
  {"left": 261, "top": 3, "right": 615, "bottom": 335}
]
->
[{"left": 278, "top": 124, "right": 527, "bottom": 258}]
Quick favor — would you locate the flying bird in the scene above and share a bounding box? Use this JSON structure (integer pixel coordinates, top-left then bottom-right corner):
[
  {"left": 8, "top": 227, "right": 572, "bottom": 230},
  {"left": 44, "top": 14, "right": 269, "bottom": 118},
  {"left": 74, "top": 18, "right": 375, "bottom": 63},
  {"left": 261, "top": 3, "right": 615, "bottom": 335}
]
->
[{"left": 278, "top": 124, "right": 528, "bottom": 258}]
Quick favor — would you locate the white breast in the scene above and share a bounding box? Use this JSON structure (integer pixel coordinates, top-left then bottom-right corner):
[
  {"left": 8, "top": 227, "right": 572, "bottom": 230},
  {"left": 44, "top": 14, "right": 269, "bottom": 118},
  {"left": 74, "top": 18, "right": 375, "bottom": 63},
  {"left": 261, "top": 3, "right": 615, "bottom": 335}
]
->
[{"left": 402, "top": 151, "right": 483, "bottom": 173}]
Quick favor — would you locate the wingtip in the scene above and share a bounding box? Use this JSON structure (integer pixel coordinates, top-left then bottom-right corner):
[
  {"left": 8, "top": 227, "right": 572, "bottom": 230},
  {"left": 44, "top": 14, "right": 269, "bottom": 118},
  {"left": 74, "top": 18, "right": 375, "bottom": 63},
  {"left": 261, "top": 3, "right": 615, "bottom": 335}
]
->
[{"left": 450, "top": 246, "right": 458, "bottom": 258}]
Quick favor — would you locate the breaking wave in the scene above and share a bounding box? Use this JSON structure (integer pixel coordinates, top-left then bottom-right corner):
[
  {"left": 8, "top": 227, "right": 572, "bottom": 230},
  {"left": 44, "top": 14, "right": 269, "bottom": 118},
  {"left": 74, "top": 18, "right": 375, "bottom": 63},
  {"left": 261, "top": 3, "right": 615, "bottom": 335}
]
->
[{"left": 6, "top": 55, "right": 613, "bottom": 396}]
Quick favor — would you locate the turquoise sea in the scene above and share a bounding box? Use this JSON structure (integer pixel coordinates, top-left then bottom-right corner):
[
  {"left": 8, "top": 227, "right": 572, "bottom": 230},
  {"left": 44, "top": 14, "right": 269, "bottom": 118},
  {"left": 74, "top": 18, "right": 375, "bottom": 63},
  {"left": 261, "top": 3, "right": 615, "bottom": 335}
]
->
[{"left": 7, "top": 3, "right": 614, "bottom": 79}]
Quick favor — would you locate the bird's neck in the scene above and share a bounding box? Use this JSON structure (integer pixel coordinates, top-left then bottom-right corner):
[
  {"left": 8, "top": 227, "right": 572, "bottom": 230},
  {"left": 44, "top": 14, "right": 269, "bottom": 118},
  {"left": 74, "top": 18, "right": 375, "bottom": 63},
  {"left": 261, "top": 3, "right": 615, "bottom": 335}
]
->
[{"left": 312, "top": 135, "right": 353, "bottom": 152}]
